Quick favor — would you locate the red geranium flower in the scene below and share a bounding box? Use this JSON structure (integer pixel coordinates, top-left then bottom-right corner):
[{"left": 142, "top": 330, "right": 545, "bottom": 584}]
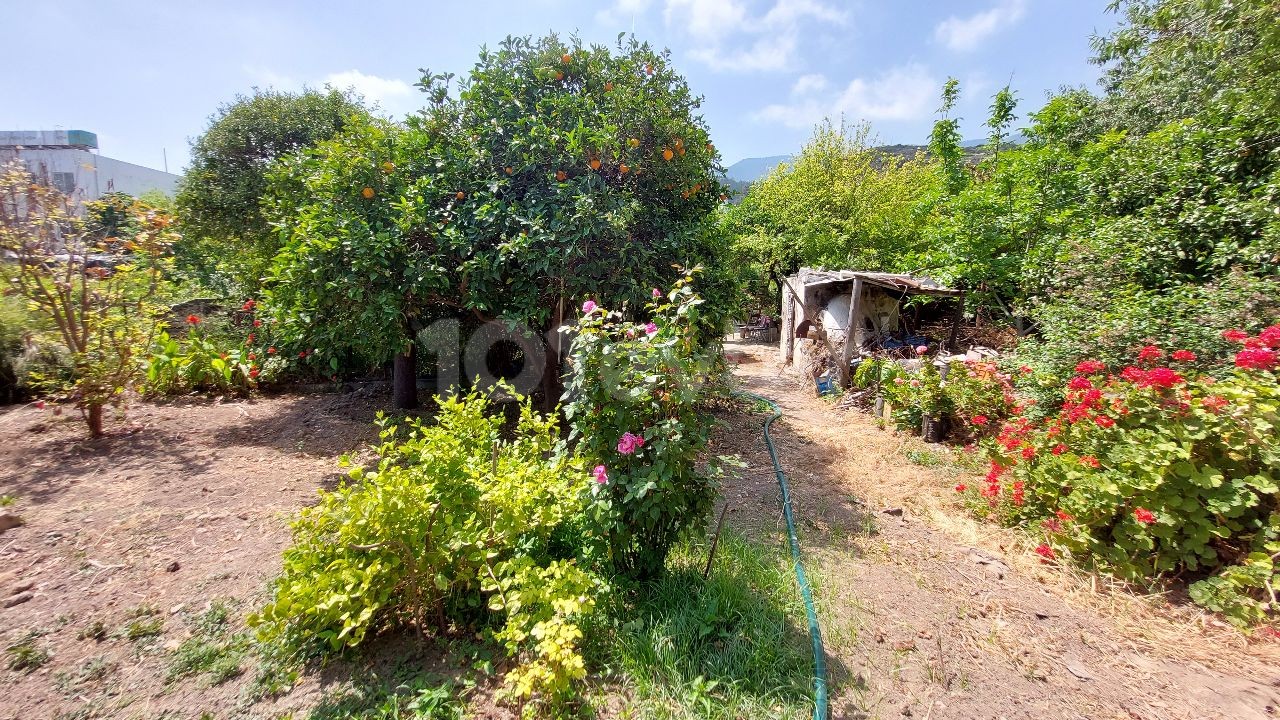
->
[
  {"left": 1067, "top": 376, "right": 1093, "bottom": 391},
  {"left": 1051, "top": 443, "right": 1068, "bottom": 455},
  {"left": 1055, "top": 509, "right": 1074, "bottom": 521},
  {"left": 253, "top": 319, "right": 262, "bottom": 327},
  {"left": 1021, "top": 446, "right": 1037, "bottom": 460},
  {"left": 954, "top": 483, "right": 967, "bottom": 493},
  {"left": 1034, "top": 544, "right": 1056, "bottom": 561},
  {"left": 298, "top": 350, "right": 307, "bottom": 358},
  {"left": 1259, "top": 325, "right": 1280, "bottom": 348},
  {"left": 267, "top": 346, "right": 277, "bottom": 355},
  {"left": 971, "top": 415, "right": 989, "bottom": 426},
  {"left": 186, "top": 314, "right": 200, "bottom": 325},
  {"left": 249, "top": 368, "right": 260, "bottom": 379},
  {"left": 1222, "top": 329, "right": 1249, "bottom": 343},
  {"left": 1140, "top": 367, "right": 1184, "bottom": 388},
  {"left": 1074, "top": 360, "right": 1106, "bottom": 374},
  {"left": 242, "top": 299, "right": 256, "bottom": 312},
  {"left": 1133, "top": 507, "right": 1156, "bottom": 525},
  {"left": 1079, "top": 455, "right": 1100, "bottom": 468},
  {"left": 1042, "top": 517, "right": 1062, "bottom": 533},
  {"left": 1171, "top": 350, "right": 1196, "bottom": 362},
  {"left": 1200, "top": 395, "right": 1228, "bottom": 413},
  {"left": 1138, "top": 345, "right": 1163, "bottom": 362},
  {"left": 1094, "top": 415, "right": 1115, "bottom": 428},
  {"left": 1120, "top": 366, "right": 1146, "bottom": 383},
  {"left": 1235, "top": 347, "right": 1278, "bottom": 370}
]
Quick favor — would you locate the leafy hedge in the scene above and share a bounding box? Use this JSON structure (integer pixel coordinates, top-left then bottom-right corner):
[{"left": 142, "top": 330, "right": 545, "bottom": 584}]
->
[
  {"left": 249, "top": 387, "right": 602, "bottom": 710},
  {"left": 958, "top": 326, "right": 1279, "bottom": 625}
]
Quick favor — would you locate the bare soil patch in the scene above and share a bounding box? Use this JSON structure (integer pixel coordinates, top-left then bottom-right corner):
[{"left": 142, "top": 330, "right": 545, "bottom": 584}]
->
[{"left": 717, "top": 338, "right": 1280, "bottom": 720}]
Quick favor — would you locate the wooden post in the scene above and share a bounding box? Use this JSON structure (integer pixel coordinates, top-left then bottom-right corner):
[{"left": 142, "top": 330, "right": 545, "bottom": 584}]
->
[
  {"left": 947, "top": 294, "right": 965, "bottom": 352},
  {"left": 838, "top": 278, "right": 863, "bottom": 388}
]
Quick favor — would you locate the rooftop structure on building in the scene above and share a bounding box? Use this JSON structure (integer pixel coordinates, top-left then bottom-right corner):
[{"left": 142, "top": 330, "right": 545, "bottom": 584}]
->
[{"left": 0, "top": 129, "right": 180, "bottom": 201}]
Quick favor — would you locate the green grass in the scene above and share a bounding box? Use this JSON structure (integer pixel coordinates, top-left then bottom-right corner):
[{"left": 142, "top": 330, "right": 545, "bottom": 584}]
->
[
  {"left": 166, "top": 601, "right": 250, "bottom": 685},
  {"left": 6, "top": 633, "right": 52, "bottom": 673},
  {"left": 117, "top": 599, "right": 163, "bottom": 638},
  {"left": 592, "top": 530, "right": 817, "bottom": 720}
]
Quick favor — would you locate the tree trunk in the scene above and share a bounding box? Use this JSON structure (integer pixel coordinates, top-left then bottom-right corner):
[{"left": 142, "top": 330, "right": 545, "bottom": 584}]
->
[
  {"left": 540, "top": 300, "right": 565, "bottom": 414},
  {"left": 393, "top": 342, "right": 418, "bottom": 410},
  {"left": 86, "top": 403, "right": 104, "bottom": 437}
]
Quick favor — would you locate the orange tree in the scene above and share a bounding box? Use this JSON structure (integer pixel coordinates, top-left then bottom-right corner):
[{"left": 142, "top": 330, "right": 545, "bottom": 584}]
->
[
  {"left": 437, "top": 34, "right": 733, "bottom": 403},
  {"left": 263, "top": 35, "right": 734, "bottom": 409}
]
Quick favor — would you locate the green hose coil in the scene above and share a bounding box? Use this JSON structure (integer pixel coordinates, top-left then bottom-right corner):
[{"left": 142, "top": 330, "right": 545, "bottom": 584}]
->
[{"left": 736, "top": 391, "right": 829, "bottom": 720}]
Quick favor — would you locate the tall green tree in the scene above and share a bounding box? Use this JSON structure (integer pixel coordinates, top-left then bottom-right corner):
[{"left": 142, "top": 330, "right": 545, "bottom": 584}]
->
[{"left": 176, "top": 89, "right": 372, "bottom": 294}]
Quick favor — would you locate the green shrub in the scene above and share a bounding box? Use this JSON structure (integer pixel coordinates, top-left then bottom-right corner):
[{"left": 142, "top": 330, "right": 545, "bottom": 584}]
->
[
  {"left": 144, "top": 323, "right": 259, "bottom": 395},
  {"left": 563, "top": 273, "right": 726, "bottom": 579},
  {"left": 250, "top": 386, "right": 602, "bottom": 711},
  {"left": 962, "top": 326, "right": 1280, "bottom": 625}
]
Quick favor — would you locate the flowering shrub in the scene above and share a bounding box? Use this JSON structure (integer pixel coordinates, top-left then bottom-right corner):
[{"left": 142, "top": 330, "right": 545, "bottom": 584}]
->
[
  {"left": 940, "top": 359, "right": 1024, "bottom": 437},
  {"left": 959, "top": 325, "right": 1280, "bottom": 625},
  {"left": 563, "top": 273, "right": 725, "bottom": 579},
  {"left": 250, "top": 386, "right": 602, "bottom": 710},
  {"left": 144, "top": 324, "right": 257, "bottom": 395}
]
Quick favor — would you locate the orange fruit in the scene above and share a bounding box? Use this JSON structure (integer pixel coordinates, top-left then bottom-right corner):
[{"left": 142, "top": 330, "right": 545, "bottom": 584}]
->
[
  {"left": 645, "top": 63, "right": 654, "bottom": 76},
  {"left": 361, "top": 187, "right": 374, "bottom": 199},
  {"left": 677, "top": 146, "right": 685, "bottom": 156},
  {"left": 561, "top": 53, "right": 572, "bottom": 64},
  {"left": 456, "top": 191, "right": 465, "bottom": 200},
  {"left": 504, "top": 166, "right": 513, "bottom": 175},
  {"left": 604, "top": 81, "right": 613, "bottom": 92},
  {"left": 556, "top": 170, "right": 567, "bottom": 181},
  {"left": 674, "top": 138, "right": 683, "bottom": 148},
  {"left": 555, "top": 71, "right": 564, "bottom": 81},
  {"left": 381, "top": 161, "right": 395, "bottom": 173},
  {"left": 619, "top": 163, "right": 629, "bottom": 174},
  {"left": 662, "top": 148, "right": 673, "bottom": 161},
  {"left": 589, "top": 158, "right": 601, "bottom": 171}
]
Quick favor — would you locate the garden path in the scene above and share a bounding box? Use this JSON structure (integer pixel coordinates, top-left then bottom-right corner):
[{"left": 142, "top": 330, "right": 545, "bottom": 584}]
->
[{"left": 718, "top": 338, "right": 1280, "bottom": 720}]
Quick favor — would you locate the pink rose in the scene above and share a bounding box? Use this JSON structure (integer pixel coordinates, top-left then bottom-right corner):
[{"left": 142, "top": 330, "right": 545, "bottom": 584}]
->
[
  {"left": 915, "top": 345, "right": 928, "bottom": 355},
  {"left": 582, "top": 300, "right": 597, "bottom": 314},
  {"left": 616, "top": 431, "right": 645, "bottom": 455},
  {"left": 652, "top": 288, "right": 662, "bottom": 298},
  {"left": 645, "top": 322, "right": 658, "bottom": 335},
  {"left": 592, "top": 465, "right": 608, "bottom": 484}
]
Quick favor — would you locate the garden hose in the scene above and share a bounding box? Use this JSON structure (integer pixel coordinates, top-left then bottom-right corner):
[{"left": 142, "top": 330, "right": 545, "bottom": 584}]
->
[{"left": 735, "top": 391, "right": 829, "bottom": 720}]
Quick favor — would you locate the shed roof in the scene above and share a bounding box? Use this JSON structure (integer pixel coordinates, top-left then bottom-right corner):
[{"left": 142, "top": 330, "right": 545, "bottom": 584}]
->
[{"left": 793, "top": 269, "right": 962, "bottom": 298}]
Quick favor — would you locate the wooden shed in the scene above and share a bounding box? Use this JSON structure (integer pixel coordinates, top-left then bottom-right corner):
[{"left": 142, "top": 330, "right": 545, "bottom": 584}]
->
[{"left": 779, "top": 268, "right": 964, "bottom": 386}]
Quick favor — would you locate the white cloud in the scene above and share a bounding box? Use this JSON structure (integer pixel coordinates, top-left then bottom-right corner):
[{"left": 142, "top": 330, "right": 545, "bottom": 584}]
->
[
  {"left": 790, "top": 73, "right": 828, "bottom": 97},
  {"left": 754, "top": 63, "right": 938, "bottom": 129},
  {"left": 934, "top": 0, "right": 1027, "bottom": 52},
  {"left": 664, "top": 0, "right": 848, "bottom": 72},
  {"left": 322, "top": 70, "right": 416, "bottom": 115},
  {"left": 596, "top": 0, "right": 654, "bottom": 27}
]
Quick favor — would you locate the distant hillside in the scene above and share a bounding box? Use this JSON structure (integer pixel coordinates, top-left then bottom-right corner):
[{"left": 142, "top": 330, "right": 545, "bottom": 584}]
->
[
  {"left": 724, "top": 155, "right": 793, "bottom": 183},
  {"left": 724, "top": 136, "right": 1019, "bottom": 186}
]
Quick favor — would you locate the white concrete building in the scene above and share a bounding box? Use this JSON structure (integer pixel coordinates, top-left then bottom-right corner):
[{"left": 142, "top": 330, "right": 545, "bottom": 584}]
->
[{"left": 0, "top": 130, "right": 180, "bottom": 201}]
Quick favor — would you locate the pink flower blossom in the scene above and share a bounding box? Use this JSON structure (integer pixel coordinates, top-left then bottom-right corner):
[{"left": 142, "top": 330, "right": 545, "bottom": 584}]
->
[
  {"left": 592, "top": 465, "right": 609, "bottom": 485},
  {"left": 644, "top": 322, "right": 658, "bottom": 335},
  {"left": 915, "top": 345, "right": 928, "bottom": 355},
  {"left": 1260, "top": 325, "right": 1280, "bottom": 349},
  {"left": 652, "top": 288, "right": 662, "bottom": 298},
  {"left": 616, "top": 431, "right": 645, "bottom": 455},
  {"left": 582, "top": 300, "right": 597, "bottom": 314}
]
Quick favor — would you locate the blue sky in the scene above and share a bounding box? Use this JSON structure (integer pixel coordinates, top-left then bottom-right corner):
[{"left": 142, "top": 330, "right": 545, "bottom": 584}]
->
[{"left": 1, "top": 1, "right": 1118, "bottom": 173}]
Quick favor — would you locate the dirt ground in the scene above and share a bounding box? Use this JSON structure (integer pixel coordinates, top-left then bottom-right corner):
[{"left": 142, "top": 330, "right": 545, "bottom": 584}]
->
[
  {"left": 2, "top": 346, "right": 1279, "bottom": 720},
  {"left": 720, "top": 338, "right": 1280, "bottom": 720}
]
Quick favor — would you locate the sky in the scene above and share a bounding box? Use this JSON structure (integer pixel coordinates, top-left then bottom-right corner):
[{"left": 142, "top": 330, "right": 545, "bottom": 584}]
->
[{"left": 0, "top": 1, "right": 1120, "bottom": 173}]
